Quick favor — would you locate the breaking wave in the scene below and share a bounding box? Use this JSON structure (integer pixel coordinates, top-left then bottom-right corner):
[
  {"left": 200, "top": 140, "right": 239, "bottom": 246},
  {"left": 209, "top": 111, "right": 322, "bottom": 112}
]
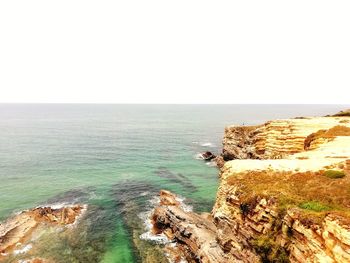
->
[
  {"left": 139, "top": 194, "right": 192, "bottom": 243},
  {"left": 200, "top": 142, "right": 215, "bottom": 147}
]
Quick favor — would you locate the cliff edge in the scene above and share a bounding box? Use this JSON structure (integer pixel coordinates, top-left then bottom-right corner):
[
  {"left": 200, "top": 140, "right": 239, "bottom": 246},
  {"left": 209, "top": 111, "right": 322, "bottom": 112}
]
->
[{"left": 152, "top": 114, "right": 350, "bottom": 262}]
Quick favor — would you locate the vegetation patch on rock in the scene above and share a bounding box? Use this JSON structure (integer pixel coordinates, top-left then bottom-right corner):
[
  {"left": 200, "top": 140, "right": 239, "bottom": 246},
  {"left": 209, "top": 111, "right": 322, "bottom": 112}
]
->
[
  {"left": 323, "top": 169, "right": 346, "bottom": 179},
  {"left": 299, "top": 201, "right": 331, "bottom": 212},
  {"left": 252, "top": 234, "right": 290, "bottom": 263},
  {"left": 226, "top": 169, "right": 350, "bottom": 218}
]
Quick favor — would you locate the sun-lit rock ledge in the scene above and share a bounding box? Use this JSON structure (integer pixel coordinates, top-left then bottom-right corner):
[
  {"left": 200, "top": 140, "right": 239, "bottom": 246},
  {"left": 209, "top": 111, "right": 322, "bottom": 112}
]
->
[
  {"left": 220, "top": 116, "right": 350, "bottom": 161},
  {"left": 152, "top": 114, "right": 350, "bottom": 262},
  {"left": 0, "top": 205, "right": 85, "bottom": 260}
]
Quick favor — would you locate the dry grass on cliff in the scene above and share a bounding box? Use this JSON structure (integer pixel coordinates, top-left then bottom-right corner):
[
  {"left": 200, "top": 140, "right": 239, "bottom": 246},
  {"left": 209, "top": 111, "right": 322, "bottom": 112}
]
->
[{"left": 226, "top": 168, "right": 350, "bottom": 219}]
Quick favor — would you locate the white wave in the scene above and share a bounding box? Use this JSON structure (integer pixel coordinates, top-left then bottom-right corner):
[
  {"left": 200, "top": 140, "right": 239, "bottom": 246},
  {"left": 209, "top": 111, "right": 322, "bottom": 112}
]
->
[
  {"left": 67, "top": 204, "right": 88, "bottom": 228},
  {"left": 46, "top": 203, "right": 68, "bottom": 209},
  {"left": 89, "top": 192, "right": 103, "bottom": 200},
  {"left": 201, "top": 142, "right": 215, "bottom": 147},
  {"left": 206, "top": 161, "right": 217, "bottom": 167},
  {"left": 148, "top": 195, "right": 161, "bottom": 207},
  {"left": 139, "top": 232, "right": 170, "bottom": 244},
  {"left": 194, "top": 153, "right": 204, "bottom": 160},
  {"left": 34, "top": 202, "right": 69, "bottom": 210},
  {"left": 14, "top": 244, "right": 32, "bottom": 255},
  {"left": 139, "top": 193, "right": 192, "bottom": 244},
  {"left": 138, "top": 209, "right": 171, "bottom": 244},
  {"left": 138, "top": 210, "right": 152, "bottom": 230},
  {"left": 139, "top": 191, "right": 150, "bottom": 197},
  {"left": 175, "top": 196, "right": 193, "bottom": 212}
]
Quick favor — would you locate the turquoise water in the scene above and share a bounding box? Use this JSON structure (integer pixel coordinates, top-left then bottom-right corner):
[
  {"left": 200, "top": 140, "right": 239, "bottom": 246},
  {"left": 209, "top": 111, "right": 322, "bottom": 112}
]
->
[{"left": 0, "top": 104, "right": 346, "bottom": 262}]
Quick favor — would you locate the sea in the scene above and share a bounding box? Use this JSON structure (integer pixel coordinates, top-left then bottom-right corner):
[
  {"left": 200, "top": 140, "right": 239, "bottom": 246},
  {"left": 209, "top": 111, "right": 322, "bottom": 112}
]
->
[{"left": 0, "top": 104, "right": 346, "bottom": 262}]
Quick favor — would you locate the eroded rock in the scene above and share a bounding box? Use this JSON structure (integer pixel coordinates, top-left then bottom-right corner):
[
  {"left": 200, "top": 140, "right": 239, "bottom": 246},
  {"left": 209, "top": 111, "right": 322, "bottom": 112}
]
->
[
  {"left": 0, "top": 205, "right": 85, "bottom": 259},
  {"left": 222, "top": 117, "right": 350, "bottom": 161},
  {"left": 152, "top": 190, "right": 260, "bottom": 263},
  {"left": 201, "top": 151, "right": 216, "bottom": 161},
  {"left": 151, "top": 114, "right": 350, "bottom": 263}
]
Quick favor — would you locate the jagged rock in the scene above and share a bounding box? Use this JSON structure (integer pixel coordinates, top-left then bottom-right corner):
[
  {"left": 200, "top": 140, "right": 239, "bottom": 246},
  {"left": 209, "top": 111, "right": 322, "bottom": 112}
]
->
[
  {"left": 159, "top": 189, "right": 180, "bottom": 206},
  {"left": 152, "top": 191, "right": 260, "bottom": 263},
  {"left": 152, "top": 114, "right": 350, "bottom": 263},
  {"left": 215, "top": 115, "right": 350, "bottom": 263},
  {"left": 214, "top": 156, "right": 225, "bottom": 168},
  {"left": 213, "top": 178, "right": 350, "bottom": 263},
  {"left": 222, "top": 117, "right": 350, "bottom": 161},
  {"left": 329, "top": 109, "right": 350, "bottom": 117},
  {"left": 201, "top": 151, "right": 216, "bottom": 161},
  {"left": 222, "top": 125, "right": 261, "bottom": 160},
  {"left": 0, "top": 205, "right": 85, "bottom": 258}
]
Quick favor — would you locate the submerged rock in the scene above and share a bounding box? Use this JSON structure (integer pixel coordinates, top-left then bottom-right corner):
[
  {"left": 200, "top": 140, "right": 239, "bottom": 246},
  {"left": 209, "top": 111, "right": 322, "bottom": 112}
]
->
[{"left": 200, "top": 151, "right": 216, "bottom": 161}]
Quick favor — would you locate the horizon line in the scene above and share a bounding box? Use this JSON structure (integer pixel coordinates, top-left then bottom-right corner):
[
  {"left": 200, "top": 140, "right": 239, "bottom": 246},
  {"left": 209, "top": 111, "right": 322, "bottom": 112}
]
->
[{"left": 0, "top": 102, "right": 350, "bottom": 105}]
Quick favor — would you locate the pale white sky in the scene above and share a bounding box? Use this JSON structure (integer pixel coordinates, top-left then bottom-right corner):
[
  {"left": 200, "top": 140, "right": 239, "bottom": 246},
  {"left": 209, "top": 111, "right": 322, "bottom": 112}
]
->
[{"left": 0, "top": 1, "right": 349, "bottom": 104}]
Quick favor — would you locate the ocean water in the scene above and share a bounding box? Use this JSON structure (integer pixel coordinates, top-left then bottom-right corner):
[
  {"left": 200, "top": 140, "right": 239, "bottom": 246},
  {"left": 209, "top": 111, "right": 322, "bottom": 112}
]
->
[{"left": 0, "top": 104, "right": 346, "bottom": 262}]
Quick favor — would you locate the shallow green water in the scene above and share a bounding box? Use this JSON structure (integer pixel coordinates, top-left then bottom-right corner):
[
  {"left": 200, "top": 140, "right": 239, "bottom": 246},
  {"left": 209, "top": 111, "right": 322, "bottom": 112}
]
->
[{"left": 0, "top": 104, "right": 345, "bottom": 262}]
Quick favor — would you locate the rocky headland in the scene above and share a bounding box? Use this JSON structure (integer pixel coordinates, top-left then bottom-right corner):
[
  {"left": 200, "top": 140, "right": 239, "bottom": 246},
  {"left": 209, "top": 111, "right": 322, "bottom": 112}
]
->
[
  {"left": 152, "top": 112, "right": 350, "bottom": 262},
  {"left": 0, "top": 205, "right": 85, "bottom": 262}
]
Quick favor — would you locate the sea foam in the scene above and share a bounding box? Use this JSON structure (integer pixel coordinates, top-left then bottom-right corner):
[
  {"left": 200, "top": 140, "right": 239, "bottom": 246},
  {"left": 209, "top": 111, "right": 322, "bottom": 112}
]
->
[
  {"left": 139, "top": 194, "right": 192, "bottom": 243},
  {"left": 201, "top": 142, "right": 215, "bottom": 147}
]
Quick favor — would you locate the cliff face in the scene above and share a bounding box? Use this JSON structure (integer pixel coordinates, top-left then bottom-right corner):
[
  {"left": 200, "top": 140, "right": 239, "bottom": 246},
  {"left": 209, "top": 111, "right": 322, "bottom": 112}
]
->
[
  {"left": 221, "top": 117, "right": 350, "bottom": 160},
  {"left": 214, "top": 170, "right": 350, "bottom": 262},
  {"left": 152, "top": 116, "right": 350, "bottom": 262}
]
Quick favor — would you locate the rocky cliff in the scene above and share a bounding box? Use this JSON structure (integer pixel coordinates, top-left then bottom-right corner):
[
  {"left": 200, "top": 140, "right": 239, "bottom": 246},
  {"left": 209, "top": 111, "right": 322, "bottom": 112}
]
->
[
  {"left": 220, "top": 117, "right": 350, "bottom": 161},
  {"left": 152, "top": 115, "right": 350, "bottom": 262}
]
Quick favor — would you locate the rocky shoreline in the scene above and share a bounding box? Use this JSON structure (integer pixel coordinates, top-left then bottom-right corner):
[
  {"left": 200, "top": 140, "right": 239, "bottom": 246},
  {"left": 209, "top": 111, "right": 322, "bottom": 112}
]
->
[
  {"left": 0, "top": 205, "right": 86, "bottom": 262},
  {"left": 1, "top": 110, "right": 350, "bottom": 263},
  {"left": 151, "top": 112, "right": 350, "bottom": 262}
]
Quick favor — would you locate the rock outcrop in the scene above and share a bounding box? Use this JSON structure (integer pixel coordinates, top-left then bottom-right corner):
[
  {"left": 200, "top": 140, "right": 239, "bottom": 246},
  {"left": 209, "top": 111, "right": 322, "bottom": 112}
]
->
[
  {"left": 152, "top": 190, "right": 261, "bottom": 263},
  {"left": 213, "top": 170, "right": 350, "bottom": 263},
  {"left": 220, "top": 117, "right": 350, "bottom": 162},
  {"left": 329, "top": 109, "right": 350, "bottom": 117},
  {"left": 152, "top": 115, "right": 350, "bottom": 262},
  {"left": 0, "top": 205, "right": 85, "bottom": 260},
  {"left": 200, "top": 151, "right": 216, "bottom": 161}
]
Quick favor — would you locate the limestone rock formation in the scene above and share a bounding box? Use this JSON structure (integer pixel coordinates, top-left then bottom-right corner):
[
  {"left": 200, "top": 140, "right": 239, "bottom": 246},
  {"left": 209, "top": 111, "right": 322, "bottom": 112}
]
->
[
  {"left": 152, "top": 190, "right": 259, "bottom": 263},
  {"left": 200, "top": 151, "right": 216, "bottom": 161},
  {"left": 221, "top": 117, "right": 350, "bottom": 161},
  {"left": 0, "top": 205, "right": 85, "bottom": 259},
  {"left": 152, "top": 115, "right": 350, "bottom": 262}
]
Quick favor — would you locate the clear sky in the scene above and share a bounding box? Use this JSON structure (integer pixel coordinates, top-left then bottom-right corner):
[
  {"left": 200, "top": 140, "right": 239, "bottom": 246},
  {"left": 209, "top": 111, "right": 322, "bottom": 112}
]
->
[{"left": 0, "top": 1, "right": 349, "bottom": 104}]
